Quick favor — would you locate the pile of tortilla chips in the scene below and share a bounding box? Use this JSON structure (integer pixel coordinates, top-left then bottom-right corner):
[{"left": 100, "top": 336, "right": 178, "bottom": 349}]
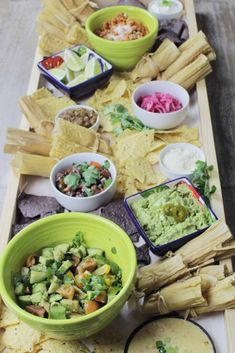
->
[{"left": 0, "top": 299, "right": 125, "bottom": 353}]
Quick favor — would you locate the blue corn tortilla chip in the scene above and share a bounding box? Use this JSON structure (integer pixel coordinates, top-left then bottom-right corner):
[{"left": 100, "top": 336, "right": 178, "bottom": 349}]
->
[
  {"left": 135, "top": 244, "right": 151, "bottom": 265},
  {"left": 18, "top": 194, "right": 64, "bottom": 218}
]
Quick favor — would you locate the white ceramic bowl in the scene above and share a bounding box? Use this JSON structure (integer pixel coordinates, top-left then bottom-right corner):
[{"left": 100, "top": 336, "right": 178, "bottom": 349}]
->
[
  {"left": 159, "top": 142, "right": 206, "bottom": 179},
  {"left": 50, "top": 153, "right": 116, "bottom": 212},
  {"left": 148, "top": 0, "right": 183, "bottom": 21},
  {"left": 55, "top": 105, "right": 100, "bottom": 132},
  {"left": 132, "top": 80, "right": 189, "bottom": 130}
]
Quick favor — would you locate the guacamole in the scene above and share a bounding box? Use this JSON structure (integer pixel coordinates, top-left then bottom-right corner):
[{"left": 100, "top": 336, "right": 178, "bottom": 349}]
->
[{"left": 131, "top": 183, "right": 214, "bottom": 246}]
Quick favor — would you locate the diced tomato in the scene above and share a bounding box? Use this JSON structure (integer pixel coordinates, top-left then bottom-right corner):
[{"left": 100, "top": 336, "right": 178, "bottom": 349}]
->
[
  {"left": 95, "top": 291, "right": 107, "bottom": 304},
  {"left": 89, "top": 161, "right": 102, "bottom": 169},
  {"left": 41, "top": 55, "right": 63, "bottom": 70},
  {"left": 84, "top": 300, "right": 100, "bottom": 314}
]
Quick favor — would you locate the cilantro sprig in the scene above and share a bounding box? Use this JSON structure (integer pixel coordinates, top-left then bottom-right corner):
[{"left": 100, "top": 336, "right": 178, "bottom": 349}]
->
[
  {"left": 102, "top": 104, "right": 147, "bottom": 135},
  {"left": 190, "top": 160, "right": 216, "bottom": 204}
]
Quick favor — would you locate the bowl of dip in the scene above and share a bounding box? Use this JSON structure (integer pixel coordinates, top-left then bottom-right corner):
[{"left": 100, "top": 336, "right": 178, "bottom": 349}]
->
[
  {"left": 125, "top": 316, "right": 216, "bottom": 353},
  {"left": 132, "top": 81, "right": 189, "bottom": 129},
  {"left": 148, "top": 0, "right": 183, "bottom": 21},
  {"left": 159, "top": 143, "right": 206, "bottom": 179},
  {"left": 85, "top": 6, "right": 158, "bottom": 71}
]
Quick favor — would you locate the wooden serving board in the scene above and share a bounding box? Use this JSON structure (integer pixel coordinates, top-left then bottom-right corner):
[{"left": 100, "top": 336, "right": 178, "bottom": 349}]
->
[{"left": 0, "top": 0, "right": 234, "bottom": 352}]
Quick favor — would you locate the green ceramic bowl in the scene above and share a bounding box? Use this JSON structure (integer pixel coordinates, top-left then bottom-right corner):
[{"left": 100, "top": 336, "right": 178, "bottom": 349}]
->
[
  {"left": 0, "top": 213, "right": 137, "bottom": 340},
  {"left": 85, "top": 6, "right": 158, "bottom": 71}
]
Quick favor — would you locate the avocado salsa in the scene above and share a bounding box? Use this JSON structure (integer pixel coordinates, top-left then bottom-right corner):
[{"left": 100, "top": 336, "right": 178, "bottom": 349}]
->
[
  {"left": 131, "top": 183, "right": 214, "bottom": 246},
  {"left": 13, "top": 232, "right": 122, "bottom": 319}
]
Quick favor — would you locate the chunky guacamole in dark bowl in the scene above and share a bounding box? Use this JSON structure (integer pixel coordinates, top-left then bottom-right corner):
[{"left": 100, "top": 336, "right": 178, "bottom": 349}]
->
[{"left": 124, "top": 177, "right": 217, "bottom": 255}]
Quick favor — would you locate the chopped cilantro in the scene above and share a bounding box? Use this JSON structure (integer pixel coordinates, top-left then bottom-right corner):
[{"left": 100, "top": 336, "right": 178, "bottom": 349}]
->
[
  {"left": 64, "top": 173, "right": 81, "bottom": 190},
  {"left": 104, "top": 178, "right": 112, "bottom": 189},
  {"left": 103, "top": 160, "right": 110, "bottom": 169}
]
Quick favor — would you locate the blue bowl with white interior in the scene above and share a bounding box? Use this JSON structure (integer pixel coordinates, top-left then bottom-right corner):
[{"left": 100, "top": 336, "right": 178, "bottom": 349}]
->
[
  {"left": 124, "top": 177, "right": 217, "bottom": 256},
  {"left": 37, "top": 44, "right": 113, "bottom": 100}
]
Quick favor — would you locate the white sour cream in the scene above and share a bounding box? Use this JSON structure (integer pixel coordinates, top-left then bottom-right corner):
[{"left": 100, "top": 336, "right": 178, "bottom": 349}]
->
[
  {"left": 151, "top": 0, "right": 180, "bottom": 14},
  {"left": 163, "top": 147, "right": 201, "bottom": 174}
]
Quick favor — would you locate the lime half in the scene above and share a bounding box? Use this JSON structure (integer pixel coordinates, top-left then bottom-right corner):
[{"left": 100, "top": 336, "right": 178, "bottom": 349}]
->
[
  {"left": 80, "top": 53, "right": 90, "bottom": 66},
  {"left": 67, "top": 73, "right": 86, "bottom": 87},
  {"left": 49, "top": 68, "right": 66, "bottom": 82},
  {"left": 64, "top": 49, "right": 84, "bottom": 72},
  {"left": 84, "top": 57, "right": 102, "bottom": 79}
]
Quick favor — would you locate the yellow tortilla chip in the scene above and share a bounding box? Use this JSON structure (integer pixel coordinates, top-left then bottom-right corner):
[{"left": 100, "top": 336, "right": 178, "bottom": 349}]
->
[
  {"left": 88, "top": 325, "right": 125, "bottom": 353},
  {"left": 50, "top": 138, "right": 94, "bottom": 160},
  {"left": 114, "top": 130, "right": 155, "bottom": 162},
  {"left": 0, "top": 306, "right": 19, "bottom": 328},
  {"left": 98, "top": 138, "right": 112, "bottom": 155},
  {"left": 146, "top": 150, "right": 161, "bottom": 165},
  {"left": 2, "top": 322, "right": 42, "bottom": 352},
  {"left": 150, "top": 139, "right": 166, "bottom": 152},
  {"left": 35, "top": 96, "right": 75, "bottom": 122},
  {"left": 36, "top": 338, "right": 89, "bottom": 353}
]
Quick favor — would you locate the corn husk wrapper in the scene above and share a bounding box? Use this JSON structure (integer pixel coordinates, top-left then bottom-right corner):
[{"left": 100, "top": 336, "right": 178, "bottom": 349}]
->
[
  {"left": 4, "top": 128, "right": 51, "bottom": 157},
  {"left": 191, "top": 275, "right": 235, "bottom": 316},
  {"left": 197, "top": 264, "right": 229, "bottom": 281},
  {"left": 42, "top": 0, "right": 74, "bottom": 26},
  {"left": 175, "top": 220, "right": 235, "bottom": 267},
  {"left": 179, "top": 31, "right": 216, "bottom": 61},
  {"left": 131, "top": 39, "right": 180, "bottom": 82},
  {"left": 11, "top": 152, "right": 57, "bottom": 177},
  {"left": 143, "top": 276, "right": 207, "bottom": 314},
  {"left": 168, "top": 54, "right": 212, "bottom": 90},
  {"left": 136, "top": 254, "right": 190, "bottom": 294}
]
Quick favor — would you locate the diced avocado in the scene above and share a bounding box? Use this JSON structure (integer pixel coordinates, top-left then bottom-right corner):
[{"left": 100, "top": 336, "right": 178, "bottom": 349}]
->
[
  {"left": 53, "top": 249, "right": 65, "bottom": 262},
  {"left": 49, "top": 294, "right": 62, "bottom": 303},
  {"left": 30, "top": 264, "right": 46, "bottom": 272},
  {"left": 18, "top": 295, "right": 32, "bottom": 308},
  {"left": 68, "top": 247, "right": 80, "bottom": 257},
  {"left": 32, "top": 282, "right": 47, "bottom": 294},
  {"left": 57, "top": 260, "right": 73, "bottom": 274},
  {"left": 60, "top": 299, "right": 79, "bottom": 312},
  {"left": 39, "top": 256, "right": 53, "bottom": 266},
  {"left": 30, "top": 271, "right": 47, "bottom": 284},
  {"left": 21, "top": 267, "right": 29, "bottom": 277},
  {"left": 31, "top": 292, "right": 43, "bottom": 304},
  {"left": 42, "top": 247, "right": 54, "bottom": 258},
  {"left": 87, "top": 248, "right": 104, "bottom": 257},
  {"left": 78, "top": 245, "right": 87, "bottom": 257},
  {"left": 14, "top": 282, "right": 25, "bottom": 295},
  {"left": 107, "top": 287, "right": 119, "bottom": 303},
  {"left": 48, "top": 303, "right": 67, "bottom": 319},
  {"left": 48, "top": 276, "right": 61, "bottom": 294},
  {"left": 54, "top": 243, "right": 70, "bottom": 254}
]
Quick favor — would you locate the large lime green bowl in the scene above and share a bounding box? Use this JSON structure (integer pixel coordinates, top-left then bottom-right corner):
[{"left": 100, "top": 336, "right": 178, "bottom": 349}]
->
[
  {"left": 0, "top": 213, "right": 137, "bottom": 340},
  {"left": 85, "top": 6, "right": 158, "bottom": 71}
]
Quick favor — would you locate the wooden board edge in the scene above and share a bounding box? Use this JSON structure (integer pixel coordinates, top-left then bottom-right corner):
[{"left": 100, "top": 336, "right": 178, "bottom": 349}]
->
[
  {"left": 184, "top": 1, "right": 235, "bottom": 352},
  {"left": 0, "top": 46, "right": 41, "bottom": 251}
]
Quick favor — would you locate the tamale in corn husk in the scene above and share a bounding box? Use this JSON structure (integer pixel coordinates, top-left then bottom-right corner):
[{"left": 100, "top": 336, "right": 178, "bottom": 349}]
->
[
  {"left": 42, "top": 0, "right": 74, "bottom": 26},
  {"left": 179, "top": 31, "right": 216, "bottom": 61},
  {"left": 197, "top": 264, "right": 230, "bottom": 281},
  {"left": 161, "top": 36, "right": 213, "bottom": 80},
  {"left": 39, "top": 33, "right": 71, "bottom": 55},
  {"left": 4, "top": 128, "right": 51, "bottom": 157},
  {"left": 131, "top": 39, "right": 180, "bottom": 82},
  {"left": 136, "top": 254, "right": 190, "bottom": 294},
  {"left": 191, "top": 275, "right": 235, "bottom": 316},
  {"left": 11, "top": 152, "right": 57, "bottom": 177},
  {"left": 175, "top": 220, "right": 234, "bottom": 267},
  {"left": 168, "top": 54, "right": 212, "bottom": 90},
  {"left": 142, "top": 276, "right": 207, "bottom": 314}
]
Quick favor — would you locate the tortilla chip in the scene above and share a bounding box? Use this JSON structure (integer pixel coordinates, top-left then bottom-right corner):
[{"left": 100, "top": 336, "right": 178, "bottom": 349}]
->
[
  {"left": 146, "top": 150, "right": 161, "bottom": 165},
  {"left": 150, "top": 139, "right": 166, "bottom": 152},
  {"left": 35, "top": 96, "right": 75, "bottom": 122},
  {"left": 0, "top": 306, "right": 19, "bottom": 328},
  {"left": 65, "top": 22, "right": 89, "bottom": 45},
  {"left": 2, "top": 322, "right": 42, "bottom": 352},
  {"left": 113, "top": 130, "right": 155, "bottom": 162},
  {"left": 18, "top": 194, "right": 63, "bottom": 218},
  {"left": 50, "top": 138, "right": 94, "bottom": 160},
  {"left": 135, "top": 244, "right": 151, "bottom": 265},
  {"left": 98, "top": 138, "right": 112, "bottom": 155},
  {"left": 36, "top": 338, "right": 89, "bottom": 353},
  {"left": 88, "top": 325, "right": 125, "bottom": 353}
]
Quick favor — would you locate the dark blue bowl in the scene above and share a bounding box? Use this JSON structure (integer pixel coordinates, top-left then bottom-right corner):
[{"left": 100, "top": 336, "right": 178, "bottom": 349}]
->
[
  {"left": 37, "top": 45, "right": 113, "bottom": 100},
  {"left": 124, "top": 177, "right": 217, "bottom": 256}
]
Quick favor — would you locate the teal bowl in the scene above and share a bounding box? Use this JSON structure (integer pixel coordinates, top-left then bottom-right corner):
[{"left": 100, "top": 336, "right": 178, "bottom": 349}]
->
[
  {"left": 85, "top": 6, "right": 158, "bottom": 71},
  {"left": 0, "top": 213, "right": 137, "bottom": 340}
]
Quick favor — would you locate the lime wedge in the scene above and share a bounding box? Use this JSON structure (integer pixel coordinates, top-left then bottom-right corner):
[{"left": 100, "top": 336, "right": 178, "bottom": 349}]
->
[
  {"left": 80, "top": 53, "right": 90, "bottom": 66},
  {"left": 49, "top": 68, "right": 66, "bottom": 82},
  {"left": 65, "top": 67, "right": 75, "bottom": 82},
  {"left": 64, "top": 49, "right": 84, "bottom": 72},
  {"left": 84, "top": 57, "right": 102, "bottom": 79},
  {"left": 67, "top": 74, "right": 86, "bottom": 87}
]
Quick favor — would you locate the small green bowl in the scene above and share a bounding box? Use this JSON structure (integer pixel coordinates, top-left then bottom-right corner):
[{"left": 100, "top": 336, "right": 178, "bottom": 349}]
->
[
  {"left": 0, "top": 213, "right": 137, "bottom": 340},
  {"left": 85, "top": 6, "right": 158, "bottom": 71}
]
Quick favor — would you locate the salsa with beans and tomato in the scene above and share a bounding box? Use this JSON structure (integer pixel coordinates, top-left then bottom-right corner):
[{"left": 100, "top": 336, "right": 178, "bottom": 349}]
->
[
  {"left": 96, "top": 13, "right": 149, "bottom": 41},
  {"left": 59, "top": 107, "right": 98, "bottom": 129},
  {"left": 56, "top": 160, "right": 113, "bottom": 197}
]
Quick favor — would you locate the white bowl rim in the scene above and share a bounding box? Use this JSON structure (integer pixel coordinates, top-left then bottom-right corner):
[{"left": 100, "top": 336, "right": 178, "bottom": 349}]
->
[
  {"left": 50, "top": 152, "right": 116, "bottom": 201},
  {"left": 159, "top": 142, "right": 206, "bottom": 176},
  {"left": 55, "top": 104, "right": 100, "bottom": 130},
  {"left": 132, "top": 80, "right": 190, "bottom": 117},
  {"left": 148, "top": 0, "right": 183, "bottom": 16}
]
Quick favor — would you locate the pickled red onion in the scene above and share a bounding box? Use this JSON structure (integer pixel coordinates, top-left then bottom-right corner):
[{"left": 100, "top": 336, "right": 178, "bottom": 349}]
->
[{"left": 137, "top": 92, "right": 182, "bottom": 113}]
